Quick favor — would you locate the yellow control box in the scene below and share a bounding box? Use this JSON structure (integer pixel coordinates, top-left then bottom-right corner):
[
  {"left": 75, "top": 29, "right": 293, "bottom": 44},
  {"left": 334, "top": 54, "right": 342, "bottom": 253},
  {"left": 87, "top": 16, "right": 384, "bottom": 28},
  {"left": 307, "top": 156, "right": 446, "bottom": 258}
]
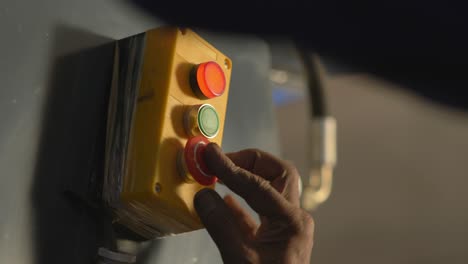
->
[{"left": 104, "top": 27, "right": 232, "bottom": 238}]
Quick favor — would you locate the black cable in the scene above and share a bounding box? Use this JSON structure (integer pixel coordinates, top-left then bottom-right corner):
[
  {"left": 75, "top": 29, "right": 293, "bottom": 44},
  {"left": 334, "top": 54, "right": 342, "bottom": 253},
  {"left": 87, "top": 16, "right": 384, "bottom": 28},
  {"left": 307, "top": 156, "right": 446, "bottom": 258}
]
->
[{"left": 295, "top": 43, "right": 327, "bottom": 118}]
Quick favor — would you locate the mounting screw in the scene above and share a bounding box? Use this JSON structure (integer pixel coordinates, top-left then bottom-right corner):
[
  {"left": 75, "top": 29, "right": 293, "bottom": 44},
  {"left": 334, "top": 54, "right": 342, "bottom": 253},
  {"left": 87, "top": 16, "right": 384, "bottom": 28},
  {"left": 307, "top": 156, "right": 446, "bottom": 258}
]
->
[
  {"left": 155, "top": 183, "right": 162, "bottom": 194},
  {"left": 224, "top": 58, "right": 231, "bottom": 69}
]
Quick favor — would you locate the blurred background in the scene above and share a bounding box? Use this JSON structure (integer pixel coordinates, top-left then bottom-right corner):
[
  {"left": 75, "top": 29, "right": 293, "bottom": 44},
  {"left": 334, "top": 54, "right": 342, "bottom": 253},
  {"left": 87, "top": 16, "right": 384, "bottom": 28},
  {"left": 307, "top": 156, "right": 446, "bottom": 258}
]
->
[
  {"left": 270, "top": 41, "right": 468, "bottom": 263},
  {"left": 1, "top": 0, "right": 468, "bottom": 263}
]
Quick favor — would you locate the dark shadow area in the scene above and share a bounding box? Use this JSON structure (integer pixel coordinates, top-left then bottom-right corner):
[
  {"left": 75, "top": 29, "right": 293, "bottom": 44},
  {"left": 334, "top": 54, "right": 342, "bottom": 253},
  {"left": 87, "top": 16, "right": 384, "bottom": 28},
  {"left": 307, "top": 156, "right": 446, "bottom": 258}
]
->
[
  {"left": 137, "top": 240, "right": 163, "bottom": 264},
  {"left": 170, "top": 105, "right": 188, "bottom": 138},
  {"left": 157, "top": 137, "right": 187, "bottom": 204},
  {"left": 175, "top": 62, "right": 197, "bottom": 98},
  {"left": 132, "top": 0, "right": 468, "bottom": 112},
  {"left": 31, "top": 24, "right": 116, "bottom": 264},
  {"left": 31, "top": 24, "right": 169, "bottom": 264},
  {"left": 132, "top": 138, "right": 187, "bottom": 264}
]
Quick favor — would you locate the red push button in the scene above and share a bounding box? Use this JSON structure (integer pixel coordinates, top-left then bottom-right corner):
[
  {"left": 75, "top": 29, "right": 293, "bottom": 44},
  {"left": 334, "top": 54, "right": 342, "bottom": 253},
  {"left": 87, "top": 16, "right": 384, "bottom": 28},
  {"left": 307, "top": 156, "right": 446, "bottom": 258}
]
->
[
  {"left": 182, "top": 136, "right": 217, "bottom": 186},
  {"left": 190, "top": 61, "right": 226, "bottom": 99}
]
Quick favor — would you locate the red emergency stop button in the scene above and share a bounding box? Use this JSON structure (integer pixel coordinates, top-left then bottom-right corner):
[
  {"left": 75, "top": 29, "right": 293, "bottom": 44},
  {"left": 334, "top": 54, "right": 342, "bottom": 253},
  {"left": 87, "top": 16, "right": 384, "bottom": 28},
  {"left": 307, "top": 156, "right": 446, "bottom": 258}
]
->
[
  {"left": 180, "top": 136, "right": 217, "bottom": 186},
  {"left": 190, "top": 61, "right": 226, "bottom": 99}
]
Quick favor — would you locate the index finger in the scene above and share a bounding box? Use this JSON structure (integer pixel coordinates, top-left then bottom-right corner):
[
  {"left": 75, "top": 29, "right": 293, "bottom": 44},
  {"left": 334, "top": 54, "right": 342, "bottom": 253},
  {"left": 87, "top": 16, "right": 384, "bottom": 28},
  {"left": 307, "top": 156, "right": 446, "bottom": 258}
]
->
[
  {"left": 226, "top": 149, "right": 291, "bottom": 181},
  {"left": 226, "top": 149, "right": 300, "bottom": 205},
  {"left": 204, "top": 143, "right": 294, "bottom": 218}
]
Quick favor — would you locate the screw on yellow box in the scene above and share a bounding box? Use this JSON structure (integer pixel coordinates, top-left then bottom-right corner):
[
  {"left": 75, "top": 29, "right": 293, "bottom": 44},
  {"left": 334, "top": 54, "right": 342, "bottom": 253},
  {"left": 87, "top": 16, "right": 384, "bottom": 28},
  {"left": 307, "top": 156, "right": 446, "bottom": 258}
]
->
[{"left": 103, "top": 27, "right": 232, "bottom": 239}]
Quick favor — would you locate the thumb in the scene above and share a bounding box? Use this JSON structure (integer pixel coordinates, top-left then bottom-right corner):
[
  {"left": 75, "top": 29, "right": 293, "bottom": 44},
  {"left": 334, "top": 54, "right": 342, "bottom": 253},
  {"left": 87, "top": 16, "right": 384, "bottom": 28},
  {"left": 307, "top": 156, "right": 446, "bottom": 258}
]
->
[{"left": 194, "top": 189, "right": 243, "bottom": 258}]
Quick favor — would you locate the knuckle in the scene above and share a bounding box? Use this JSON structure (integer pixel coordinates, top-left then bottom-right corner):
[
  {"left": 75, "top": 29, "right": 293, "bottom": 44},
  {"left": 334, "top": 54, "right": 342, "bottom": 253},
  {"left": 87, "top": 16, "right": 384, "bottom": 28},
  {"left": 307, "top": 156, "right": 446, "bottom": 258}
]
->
[
  {"left": 241, "top": 175, "right": 272, "bottom": 202},
  {"left": 241, "top": 148, "right": 262, "bottom": 160},
  {"left": 224, "top": 161, "right": 244, "bottom": 179},
  {"left": 228, "top": 163, "right": 242, "bottom": 175},
  {"left": 246, "top": 148, "right": 262, "bottom": 166},
  {"left": 289, "top": 210, "right": 315, "bottom": 237},
  {"left": 288, "top": 169, "right": 300, "bottom": 185},
  {"left": 285, "top": 162, "right": 300, "bottom": 178},
  {"left": 281, "top": 161, "right": 300, "bottom": 181},
  {"left": 301, "top": 213, "right": 315, "bottom": 237},
  {"left": 245, "top": 148, "right": 262, "bottom": 156},
  {"left": 281, "top": 162, "right": 301, "bottom": 196},
  {"left": 248, "top": 176, "right": 270, "bottom": 195},
  {"left": 256, "top": 177, "right": 271, "bottom": 191}
]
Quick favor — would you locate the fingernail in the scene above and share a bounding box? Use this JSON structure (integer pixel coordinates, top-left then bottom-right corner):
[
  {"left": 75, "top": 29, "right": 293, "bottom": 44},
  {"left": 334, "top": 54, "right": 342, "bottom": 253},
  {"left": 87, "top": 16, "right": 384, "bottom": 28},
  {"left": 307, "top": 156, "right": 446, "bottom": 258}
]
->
[{"left": 194, "top": 189, "right": 218, "bottom": 217}]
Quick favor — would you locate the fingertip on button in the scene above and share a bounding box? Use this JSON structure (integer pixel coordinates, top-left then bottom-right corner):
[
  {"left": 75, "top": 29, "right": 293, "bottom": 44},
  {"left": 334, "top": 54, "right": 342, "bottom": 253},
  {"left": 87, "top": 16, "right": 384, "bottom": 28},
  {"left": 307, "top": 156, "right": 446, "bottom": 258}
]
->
[{"left": 181, "top": 136, "right": 218, "bottom": 186}]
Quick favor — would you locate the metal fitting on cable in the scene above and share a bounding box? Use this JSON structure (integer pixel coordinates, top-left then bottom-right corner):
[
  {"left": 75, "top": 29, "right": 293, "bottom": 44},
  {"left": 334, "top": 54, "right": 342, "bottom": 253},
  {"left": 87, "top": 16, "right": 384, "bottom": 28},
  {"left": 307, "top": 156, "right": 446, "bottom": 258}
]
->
[
  {"left": 301, "top": 117, "right": 336, "bottom": 211},
  {"left": 294, "top": 44, "right": 337, "bottom": 211}
]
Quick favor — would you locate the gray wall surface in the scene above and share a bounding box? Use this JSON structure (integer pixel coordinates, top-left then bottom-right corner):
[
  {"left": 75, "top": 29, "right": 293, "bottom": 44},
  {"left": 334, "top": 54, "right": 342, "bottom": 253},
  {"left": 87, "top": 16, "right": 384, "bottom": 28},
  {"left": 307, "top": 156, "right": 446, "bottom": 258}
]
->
[{"left": 0, "top": 1, "right": 278, "bottom": 263}]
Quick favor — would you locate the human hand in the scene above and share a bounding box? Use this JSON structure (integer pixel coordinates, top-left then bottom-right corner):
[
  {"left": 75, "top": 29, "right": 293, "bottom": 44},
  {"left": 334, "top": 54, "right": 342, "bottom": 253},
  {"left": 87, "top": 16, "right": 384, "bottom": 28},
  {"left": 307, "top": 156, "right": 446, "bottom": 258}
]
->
[{"left": 194, "top": 143, "right": 314, "bottom": 264}]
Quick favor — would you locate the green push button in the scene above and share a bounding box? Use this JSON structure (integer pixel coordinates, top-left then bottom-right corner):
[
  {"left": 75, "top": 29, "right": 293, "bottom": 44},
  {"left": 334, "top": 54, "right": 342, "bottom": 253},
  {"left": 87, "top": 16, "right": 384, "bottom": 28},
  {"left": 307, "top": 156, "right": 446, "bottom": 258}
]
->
[{"left": 198, "top": 104, "right": 220, "bottom": 138}]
